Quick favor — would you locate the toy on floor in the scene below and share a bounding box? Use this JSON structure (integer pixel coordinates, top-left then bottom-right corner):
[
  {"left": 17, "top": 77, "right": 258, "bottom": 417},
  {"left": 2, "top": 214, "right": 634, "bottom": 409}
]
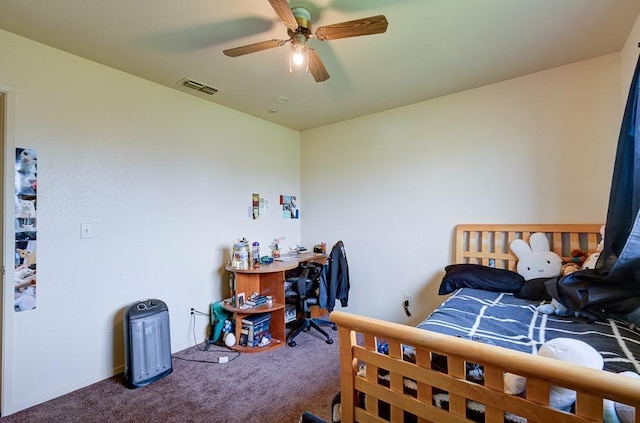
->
[
  {"left": 222, "top": 319, "right": 235, "bottom": 347},
  {"left": 210, "top": 301, "right": 229, "bottom": 344}
]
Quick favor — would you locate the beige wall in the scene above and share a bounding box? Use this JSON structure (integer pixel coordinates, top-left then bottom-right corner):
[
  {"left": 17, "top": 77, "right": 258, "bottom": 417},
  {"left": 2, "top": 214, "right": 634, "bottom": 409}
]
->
[
  {"left": 301, "top": 53, "right": 621, "bottom": 325},
  {"left": 621, "top": 10, "right": 640, "bottom": 106},
  {"left": 0, "top": 29, "right": 301, "bottom": 413},
  {"left": 1, "top": 10, "right": 640, "bottom": 416}
]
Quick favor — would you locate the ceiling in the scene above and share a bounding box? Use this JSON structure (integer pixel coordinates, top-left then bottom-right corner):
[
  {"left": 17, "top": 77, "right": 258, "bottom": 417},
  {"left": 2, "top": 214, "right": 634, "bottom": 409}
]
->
[{"left": 0, "top": 1, "right": 639, "bottom": 131}]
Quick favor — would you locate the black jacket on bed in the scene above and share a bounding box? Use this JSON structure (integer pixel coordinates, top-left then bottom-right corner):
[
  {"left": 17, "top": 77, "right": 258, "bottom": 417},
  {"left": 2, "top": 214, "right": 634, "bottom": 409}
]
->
[{"left": 319, "top": 241, "right": 349, "bottom": 312}]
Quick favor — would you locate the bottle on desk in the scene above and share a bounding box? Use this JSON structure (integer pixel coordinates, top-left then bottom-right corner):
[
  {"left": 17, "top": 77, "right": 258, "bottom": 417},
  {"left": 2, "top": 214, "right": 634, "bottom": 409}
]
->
[{"left": 252, "top": 241, "right": 260, "bottom": 269}]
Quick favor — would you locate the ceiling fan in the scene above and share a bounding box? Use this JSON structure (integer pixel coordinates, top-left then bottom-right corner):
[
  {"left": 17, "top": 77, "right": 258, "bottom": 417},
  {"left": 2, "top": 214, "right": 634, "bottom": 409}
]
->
[{"left": 223, "top": 0, "right": 388, "bottom": 82}]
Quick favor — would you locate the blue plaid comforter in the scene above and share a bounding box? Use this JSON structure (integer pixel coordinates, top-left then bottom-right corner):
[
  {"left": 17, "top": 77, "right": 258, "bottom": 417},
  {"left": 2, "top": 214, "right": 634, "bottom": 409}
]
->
[{"left": 417, "top": 288, "right": 640, "bottom": 374}]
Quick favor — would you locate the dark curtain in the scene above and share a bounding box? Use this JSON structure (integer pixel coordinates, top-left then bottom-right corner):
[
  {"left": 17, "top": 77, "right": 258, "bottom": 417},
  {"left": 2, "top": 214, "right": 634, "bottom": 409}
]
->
[
  {"left": 598, "top": 52, "right": 640, "bottom": 283},
  {"left": 547, "top": 54, "right": 640, "bottom": 319}
]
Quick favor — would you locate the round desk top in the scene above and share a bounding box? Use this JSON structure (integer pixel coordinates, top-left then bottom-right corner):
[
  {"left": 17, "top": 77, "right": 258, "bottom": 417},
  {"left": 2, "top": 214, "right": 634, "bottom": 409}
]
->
[{"left": 225, "top": 260, "right": 299, "bottom": 274}]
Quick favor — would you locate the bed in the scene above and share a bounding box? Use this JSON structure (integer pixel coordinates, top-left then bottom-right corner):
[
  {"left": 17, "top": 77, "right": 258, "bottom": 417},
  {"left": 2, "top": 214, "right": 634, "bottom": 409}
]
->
[{"left": 330, "top": 224, "right": 640, "bottom": 423}]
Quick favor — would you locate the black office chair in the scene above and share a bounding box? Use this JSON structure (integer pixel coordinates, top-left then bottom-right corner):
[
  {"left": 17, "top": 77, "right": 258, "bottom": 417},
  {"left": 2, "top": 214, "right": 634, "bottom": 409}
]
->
[{"left": 285, "top": 262, "right": 335, "bottom": 347}]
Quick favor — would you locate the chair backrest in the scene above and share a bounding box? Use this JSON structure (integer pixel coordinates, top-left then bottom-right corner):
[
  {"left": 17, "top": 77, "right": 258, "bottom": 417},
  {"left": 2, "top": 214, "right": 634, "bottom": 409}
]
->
[
  {"left": 301, "top": 262, "right": 324, "bottom": 297},
  {"left": 287, "top": 262, "right": 323, "bottom": 299},
  {"left": 304, "top": 262, "right": 323, "bottom": 280}
]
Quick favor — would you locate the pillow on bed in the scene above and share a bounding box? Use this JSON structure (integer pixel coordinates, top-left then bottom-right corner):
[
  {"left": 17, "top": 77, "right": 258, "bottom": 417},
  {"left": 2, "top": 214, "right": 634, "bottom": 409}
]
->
[
  {"left": 439, "top": 264, "right": 525, "bottom": 295},
  {"left": 513, "top": 277, "right": 554, "bottom": 301}
]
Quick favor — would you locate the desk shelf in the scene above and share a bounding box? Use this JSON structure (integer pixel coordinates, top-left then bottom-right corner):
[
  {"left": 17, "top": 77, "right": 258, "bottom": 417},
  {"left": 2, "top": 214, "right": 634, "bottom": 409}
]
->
[
  {"left": 224, "top": 262, "right": 296, "bottom": 353},
  {"left": 222, "top": 301, "right": 287, "bottom": 352},
  {"left": 222, "top": 302, "right": 285, "bottom": 315},
  {"left": 223, "top": 254, "right": 326, "bottom": 353}
]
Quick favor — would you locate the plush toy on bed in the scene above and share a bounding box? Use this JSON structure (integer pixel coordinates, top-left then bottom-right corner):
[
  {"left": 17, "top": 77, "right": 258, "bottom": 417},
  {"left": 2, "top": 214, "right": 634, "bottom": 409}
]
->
[
  {"left": 582, "top": 224, "right": 606, "bottom": 270},
  {"left": 510, "top": 233, "right": 573, "bottom": 316},
  {"left": 504, "top": 338, "right": 604, "bottom": 411},
  {"left": 533, "top": 226, "right": 606, "bottom": 316},
  {"left": 561, "top": 249, "right": 589, "bottom": 276},
  {"left": 510, "top": 232, "right": 563, "bottom": 281}
]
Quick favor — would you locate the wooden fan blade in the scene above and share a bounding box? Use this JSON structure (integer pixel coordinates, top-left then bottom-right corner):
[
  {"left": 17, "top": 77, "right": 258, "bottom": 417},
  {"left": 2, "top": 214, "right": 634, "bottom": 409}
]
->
[
  {"left": 314, "top": 15, "right": 388, "bottom": 41},
  {"left": 308, "top": 49, "right": 329, "bottom": 82},
  {"left": 268, "top": 0, "right": 298, "bottom": 30},
  {"left": 223, "top": 39, "right": 286, "bottom": 57}
]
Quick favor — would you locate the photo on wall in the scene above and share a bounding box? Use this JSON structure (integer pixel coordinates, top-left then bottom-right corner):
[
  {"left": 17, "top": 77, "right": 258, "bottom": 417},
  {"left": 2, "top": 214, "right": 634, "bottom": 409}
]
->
[
  {"left": 249, "top": 193, "right": 270, "bottom": 219},
  {"left": 280, "top": 195, "right": 298, "bottom": 219},
  {"left": 15, "top": 147, "right": 37, "bottom": 312},
  {"left": 252, "top": 193, "right": 260, "bottom": 219}
]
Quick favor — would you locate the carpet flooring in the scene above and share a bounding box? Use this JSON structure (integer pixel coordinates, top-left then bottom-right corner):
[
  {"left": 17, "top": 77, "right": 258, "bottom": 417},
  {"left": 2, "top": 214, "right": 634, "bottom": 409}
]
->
[{"left": 0, "top": 329, "right": 341, "bottom": 423}]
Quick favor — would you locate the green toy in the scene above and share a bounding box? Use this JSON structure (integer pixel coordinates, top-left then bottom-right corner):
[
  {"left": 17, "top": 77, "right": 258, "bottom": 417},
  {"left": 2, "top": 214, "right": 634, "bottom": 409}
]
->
[{"left": 207, "top": 301, "right": 229, "bottom": 348}]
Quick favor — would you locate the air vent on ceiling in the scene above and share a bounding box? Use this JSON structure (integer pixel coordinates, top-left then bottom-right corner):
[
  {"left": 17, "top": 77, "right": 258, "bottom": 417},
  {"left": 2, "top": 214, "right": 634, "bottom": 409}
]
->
[{"left": 179, "top": 78, "right": 219, "bottom": 95}]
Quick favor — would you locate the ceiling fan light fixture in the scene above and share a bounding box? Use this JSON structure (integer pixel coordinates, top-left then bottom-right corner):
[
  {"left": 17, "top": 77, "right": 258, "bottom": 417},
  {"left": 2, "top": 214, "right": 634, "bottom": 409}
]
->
[
  {"left": 223, "top": 0, "right": 387, "bottom": 83},
  {"left": 289, "top": 33, "right": 309, "bottom": 74},
  {"left": 292, "top": 44, "right": 305, "bottom": 66}
]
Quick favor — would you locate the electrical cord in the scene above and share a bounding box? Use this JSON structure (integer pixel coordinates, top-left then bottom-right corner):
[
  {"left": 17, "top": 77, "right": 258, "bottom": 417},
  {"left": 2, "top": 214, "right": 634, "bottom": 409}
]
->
[
  {"left": 170, "top": 308, "right": 241, "bottom": 364},
  {"left": 190, "top": 308, "right": 209, "bottom": 317},
  {"left": 172, "top": 354, "right": 240, "bottom": 364}
]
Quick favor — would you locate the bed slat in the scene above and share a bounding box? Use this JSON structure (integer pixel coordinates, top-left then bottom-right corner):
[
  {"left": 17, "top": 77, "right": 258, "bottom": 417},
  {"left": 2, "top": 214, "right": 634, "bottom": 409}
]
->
[
  {"left": 455, "top": 224, "right": 602, "bottom": 270},
  {"left": 333, "top": 310, "right": 640, "bottom": 423}
]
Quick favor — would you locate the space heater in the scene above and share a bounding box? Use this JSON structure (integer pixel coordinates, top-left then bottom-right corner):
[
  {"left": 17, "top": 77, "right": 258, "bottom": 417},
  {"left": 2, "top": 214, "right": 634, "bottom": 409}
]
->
[{"left": 123, "top": 299, "right": 173, "bottom": 389}]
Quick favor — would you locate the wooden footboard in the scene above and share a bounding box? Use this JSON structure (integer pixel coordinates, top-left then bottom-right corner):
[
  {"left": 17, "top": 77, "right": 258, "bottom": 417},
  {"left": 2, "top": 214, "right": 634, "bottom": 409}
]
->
[{"left": 331, "top": 310, "right": 640, "bottom": 423}]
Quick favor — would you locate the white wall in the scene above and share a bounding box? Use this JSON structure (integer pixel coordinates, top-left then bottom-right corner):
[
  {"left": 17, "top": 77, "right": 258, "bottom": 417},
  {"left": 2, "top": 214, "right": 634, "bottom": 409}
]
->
[
  {"left": 300, "top": 53, "right": 621, "bottom": 325},
  {"left": 621, "top": 12, "right": 640, "bottom": 106},
  {"left": 2, "top": 11, "right": 639, "bottom": 415},
  {"left": 0, "top": 29, "right": 301, "bottom": 414}
]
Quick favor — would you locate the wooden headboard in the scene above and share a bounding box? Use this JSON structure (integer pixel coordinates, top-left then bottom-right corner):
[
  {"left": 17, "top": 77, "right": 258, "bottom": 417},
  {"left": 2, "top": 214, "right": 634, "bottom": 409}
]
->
[{"left": 455, "top": 224, "right": 603, "bottom": 271}]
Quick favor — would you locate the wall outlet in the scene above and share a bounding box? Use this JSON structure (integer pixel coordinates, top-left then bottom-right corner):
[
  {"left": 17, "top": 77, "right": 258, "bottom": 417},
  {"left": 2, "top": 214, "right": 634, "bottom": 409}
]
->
[
  {"left": 80, "top": 223, "right": 93, "bottom": 239},
  {"left": 403, "top": 295, "right": 411, "bottom": 316}
]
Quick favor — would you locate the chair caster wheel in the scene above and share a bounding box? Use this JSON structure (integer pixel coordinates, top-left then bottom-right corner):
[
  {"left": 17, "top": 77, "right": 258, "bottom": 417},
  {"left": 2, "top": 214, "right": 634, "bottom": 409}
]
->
[
  {"left": 326, "top": 338, "right": 334, "bottom": 345},
  {"left": 288, "top": 341, "right": 297, "bottom": 347}
]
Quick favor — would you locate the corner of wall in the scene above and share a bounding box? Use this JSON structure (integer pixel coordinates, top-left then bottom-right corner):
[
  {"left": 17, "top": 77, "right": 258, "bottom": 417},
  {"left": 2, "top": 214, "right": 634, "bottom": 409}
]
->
[{"left": 621, "top": 14, "right": 640, "bottom": 101}]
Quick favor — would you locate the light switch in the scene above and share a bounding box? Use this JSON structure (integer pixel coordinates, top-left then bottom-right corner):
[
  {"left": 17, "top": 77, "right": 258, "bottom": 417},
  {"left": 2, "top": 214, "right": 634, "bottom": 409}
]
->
[{"left": 81, "top": 223, "right": 93, "bottom": 239}]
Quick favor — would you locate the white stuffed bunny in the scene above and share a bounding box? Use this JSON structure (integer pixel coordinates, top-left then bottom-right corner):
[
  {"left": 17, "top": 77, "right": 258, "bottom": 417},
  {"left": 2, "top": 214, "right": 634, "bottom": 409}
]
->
[
  {"left": 510, "top": 232, "right": 562, "bottom": 281},
  {"left": 504, "top": 338, "right": 604, "bottom": 411}
]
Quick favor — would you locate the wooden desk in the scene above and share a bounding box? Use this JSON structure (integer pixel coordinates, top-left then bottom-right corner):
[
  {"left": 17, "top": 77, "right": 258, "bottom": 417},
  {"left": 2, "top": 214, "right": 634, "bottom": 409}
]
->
[{"left": 223, "top": 253, "right": 326, "bottom": 352}]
